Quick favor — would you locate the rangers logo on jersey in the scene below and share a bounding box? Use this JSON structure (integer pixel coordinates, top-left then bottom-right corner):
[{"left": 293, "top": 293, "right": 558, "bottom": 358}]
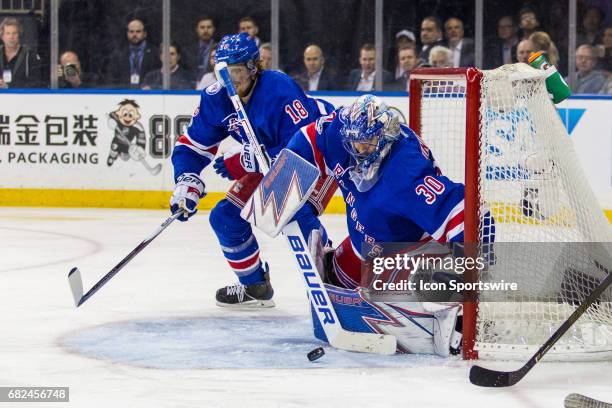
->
[
  {"left": 334, "top": 163, "right": 347, "bottom": 178},
  {"left": 205, "top": 82, "right": 222, "bottom": 95}
]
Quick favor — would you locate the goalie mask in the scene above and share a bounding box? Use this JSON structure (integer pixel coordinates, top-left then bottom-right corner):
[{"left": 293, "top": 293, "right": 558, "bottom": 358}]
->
[{"left": 341, "top": 94, "right": 400, "bottom": 192}]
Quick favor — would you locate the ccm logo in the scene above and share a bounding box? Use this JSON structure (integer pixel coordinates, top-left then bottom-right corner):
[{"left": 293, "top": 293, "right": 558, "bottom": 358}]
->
[{"left": 287, "top": 235, "right": 335, "bottom": 324}]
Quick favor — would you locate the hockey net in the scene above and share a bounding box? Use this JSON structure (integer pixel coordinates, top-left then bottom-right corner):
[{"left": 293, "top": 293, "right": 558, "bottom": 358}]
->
[{"left": 409, "top": 64, "right": 612, "bottom": 361}]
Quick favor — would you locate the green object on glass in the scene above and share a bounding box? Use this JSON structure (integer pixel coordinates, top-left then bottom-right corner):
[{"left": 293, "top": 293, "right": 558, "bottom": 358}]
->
[{"left": 528, "top": 51, "right": 571, "bottom": 104}]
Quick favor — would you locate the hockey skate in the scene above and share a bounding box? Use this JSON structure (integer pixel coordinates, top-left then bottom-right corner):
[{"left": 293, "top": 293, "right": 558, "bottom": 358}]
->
[{"left": 215, "top": 265, "right": 275, "bottom": 308}]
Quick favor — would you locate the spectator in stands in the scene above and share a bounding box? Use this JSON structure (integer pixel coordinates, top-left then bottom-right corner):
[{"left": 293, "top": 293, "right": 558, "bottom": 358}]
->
[
  {"left": 578, "top": 6, "right": 604, "bottom": 46},
  {"left": 516, "top": 39, "right": 535, "bottom": 63},
  {"left": 56, "top": 50, "right": 99, "bottom": 88},
  {"left": 603, "top": 26, "right": 612, "bottom": 71},
  {"left": 529, "top": 31, "right": 560, "bottom": 66},
  {"left": 346, "top": 43, "right": 393, "bottom": 91},
  {"left": 107, "top": 18, "right": 160, "bottom": 88},
  {"left": 0, "top": 17, "right": 41, "bottom": 88},
  {"left": 567, "top": 44, "right": 606, "bottom": 93},
  {"left": 444, "top": 17, "right": 474, "bottom": 67},
  {"left": 429, "top": 45, "right": 453, "bottom": 68},
  {"left": 485, "top": 15, "right": 519, "bottom": 68},
  {"left": 518, "top": 8, "right": 541, "bottom": 40},
  {"left": 293, "top": 44, "right": 337, "bottom": 91},
  {"left": 184, "top": 16, "right": 216, "bottom": 85},
  {"left": 259, "top": 42, "right": 273, "bottom": 70},
  {"left": 142, "top": 42, "right": 192, "bottom": 90},
  {"left": 419, "top": 16, "right": 445, "bottom": 63},
  {"left": 391, "top": 29, "right": 416, "bottom": 79},
  {"left": 196, "top": 48, "right": 217, "bottom": 90},
  {"left": 600, "top": 75, "right": 612, "bottom": 95},
  {"left": 239, "top": 16, "right": 261, "bottom": 46},
  {"left": 394, "top": 45, "right": 419, "bottom": 92}
]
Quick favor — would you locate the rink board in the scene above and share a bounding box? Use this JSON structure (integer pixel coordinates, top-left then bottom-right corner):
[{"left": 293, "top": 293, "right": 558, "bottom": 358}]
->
[{"left": 0, "top": 91, "right": 609, "bottom": 218}]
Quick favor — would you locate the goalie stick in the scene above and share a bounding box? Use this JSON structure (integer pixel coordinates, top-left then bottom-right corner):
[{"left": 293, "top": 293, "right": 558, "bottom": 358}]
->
[
  {"left": 68, "top": 211, "right": 182, "bottom": 307},
  {"left": 565, "top": 393, "right": 612, "bottom": 408},
  {"left": 214, "top": 62, "right": 396, "bottom": 355},
  {"left": 470, "top": 261, "right": 612, "bottom": 387}
]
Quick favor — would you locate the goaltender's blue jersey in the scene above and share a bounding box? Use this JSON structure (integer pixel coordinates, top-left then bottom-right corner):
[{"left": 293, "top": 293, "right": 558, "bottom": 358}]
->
[
  {"left": 172, "top": 70, "right": 333, "bottom": 179},
  {"left": 286, "top": 108, "right": 467, "bottom": 250}
]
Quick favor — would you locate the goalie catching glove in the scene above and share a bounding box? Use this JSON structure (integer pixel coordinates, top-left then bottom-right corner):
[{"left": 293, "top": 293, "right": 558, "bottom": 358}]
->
[{"left": 170, "top": 173, "right": 206, "bottom": 221}]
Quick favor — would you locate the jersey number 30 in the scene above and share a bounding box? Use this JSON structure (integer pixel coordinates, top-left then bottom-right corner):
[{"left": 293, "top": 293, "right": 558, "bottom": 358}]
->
[
  {"left": 285, "top": 100, "right": 309, "bottom": 124},
  {"left": 415, "top": 176, "right": 445, "bottom": 204}
]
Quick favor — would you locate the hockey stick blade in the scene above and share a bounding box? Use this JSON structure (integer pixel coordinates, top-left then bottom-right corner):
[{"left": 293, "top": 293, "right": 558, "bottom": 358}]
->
[
  {"left": 565, "top": 393, "right": 612, "bottom": 408},
  {"left": 68, "top": 267, "right": 84, "bottom": 307},
  {"left": 470, "top": 261, "right": 612, "bottom": 388},
  {"left": 469, "top": 363, "right": 527, "bottom": 387}
]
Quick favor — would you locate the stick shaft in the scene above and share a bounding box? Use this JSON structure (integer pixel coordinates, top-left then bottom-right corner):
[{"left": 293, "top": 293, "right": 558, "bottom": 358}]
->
[{"left": 76, "top": 212, "right": 181, "bottom": 306}]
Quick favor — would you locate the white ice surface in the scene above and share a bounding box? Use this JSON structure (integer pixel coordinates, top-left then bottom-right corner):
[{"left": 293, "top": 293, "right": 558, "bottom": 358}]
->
[{"left": 1, "top": 207, "right": 612, "bottom": 408}]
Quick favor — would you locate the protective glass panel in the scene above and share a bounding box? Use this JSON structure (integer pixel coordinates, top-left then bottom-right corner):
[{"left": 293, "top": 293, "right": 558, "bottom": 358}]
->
[
  {"left": 482, "top": 0, "right": 569, "bottom": 77},
  {"left": 279, "top": 0, "right": 374, "bottom": 92},
  {"left": 384, "top": 0, "right": 474, "bottom": 92},
  {"left": 170, "top": 0, "right": 270, "bottom": 91},
  {"left": 58, "top": 0, "right": 163, "bottom": 89}
]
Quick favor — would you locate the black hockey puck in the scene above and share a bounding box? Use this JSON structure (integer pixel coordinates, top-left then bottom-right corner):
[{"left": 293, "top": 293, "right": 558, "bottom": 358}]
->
[{"left": 307, "top": 347, "right": 325, "bottom": 362}]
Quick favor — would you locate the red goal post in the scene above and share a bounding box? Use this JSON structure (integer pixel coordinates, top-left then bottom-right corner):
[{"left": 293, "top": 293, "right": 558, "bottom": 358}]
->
[{"left": 409, "top": 67, "right": 482, "bottom": 359}]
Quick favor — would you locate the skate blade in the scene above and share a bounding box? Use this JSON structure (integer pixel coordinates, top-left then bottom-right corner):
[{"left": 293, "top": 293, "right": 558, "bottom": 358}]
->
[{"left": 215, "top": 299, "right": 276, "bottom": 309}]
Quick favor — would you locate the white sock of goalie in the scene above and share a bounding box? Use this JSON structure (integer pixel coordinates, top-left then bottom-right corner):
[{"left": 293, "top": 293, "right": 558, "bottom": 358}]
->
[{"left": 424, "top": 302, "right": 462, "bottom": 357}]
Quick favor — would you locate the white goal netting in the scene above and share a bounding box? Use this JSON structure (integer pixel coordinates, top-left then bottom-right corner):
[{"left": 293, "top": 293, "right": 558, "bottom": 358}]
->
[{"left": 411, "top": 64, "right": 612, "bottom": 361}]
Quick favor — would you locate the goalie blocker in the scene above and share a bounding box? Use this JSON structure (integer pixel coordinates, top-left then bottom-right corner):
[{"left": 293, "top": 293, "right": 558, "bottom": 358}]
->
[{"left": 239, "top": 149, "right": 321, "bottom": 237}]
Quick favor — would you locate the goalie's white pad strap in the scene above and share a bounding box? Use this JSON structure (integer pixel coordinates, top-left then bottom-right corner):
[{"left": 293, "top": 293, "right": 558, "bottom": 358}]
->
[
  {"left": 432, "top": 303, "right": 462, "bottom": 357},
  {"left": 241, "top": 149, "right": 320, "bottom": 237}
]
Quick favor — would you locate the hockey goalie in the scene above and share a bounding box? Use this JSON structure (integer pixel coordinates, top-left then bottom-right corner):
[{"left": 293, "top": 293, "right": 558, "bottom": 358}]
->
[{"left": 244, "top": 94, "right": 495, "bottom": 356}]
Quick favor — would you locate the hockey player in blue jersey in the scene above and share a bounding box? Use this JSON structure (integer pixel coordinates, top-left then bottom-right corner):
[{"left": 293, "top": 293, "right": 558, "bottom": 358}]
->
[
  {"left": 285, "top": 94, "right": 495, "bottom": 289},
  {"left": 169, "top": 32, "right": 336, "bottom": 307}
]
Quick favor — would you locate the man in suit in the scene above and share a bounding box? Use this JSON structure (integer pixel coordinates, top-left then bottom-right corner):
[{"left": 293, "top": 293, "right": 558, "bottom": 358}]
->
[
  {"left": 484, "top": 15, "right": 519, "bottom": 69},
  {"left": 419, "top": 16, "right": 445, "bottom": 63},
  {"left": 183, "top": 16, "right": 216, "bottom": 86},
  {"left": 293, "top": 44, "right": 338, "bottom": 91},
  {"left": 518, "top": 7, "right": 541, "bottom": 41},
  {"left": 395, "top": 45, "right": 419, "bottom": 92},
  {"left": 238, "top": 16, "right": 261, "bottom": 47},
  {"left": 107, "top": 18, "right": 160, "bottom": 88},
  {"left": 516, "top": 38, "right": 535, "bottom": 63},
  {"left": 346, "top": 43, "right": 393, "bottom": 91},
  {"left": 444, "top": 17, "right": 474, "bottom": 67}
]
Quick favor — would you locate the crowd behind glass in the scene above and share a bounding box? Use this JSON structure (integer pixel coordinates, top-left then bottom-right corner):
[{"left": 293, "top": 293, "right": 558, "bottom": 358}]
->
[{"left": 0, "top": 0, "right": 610, "bottom": 94}]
